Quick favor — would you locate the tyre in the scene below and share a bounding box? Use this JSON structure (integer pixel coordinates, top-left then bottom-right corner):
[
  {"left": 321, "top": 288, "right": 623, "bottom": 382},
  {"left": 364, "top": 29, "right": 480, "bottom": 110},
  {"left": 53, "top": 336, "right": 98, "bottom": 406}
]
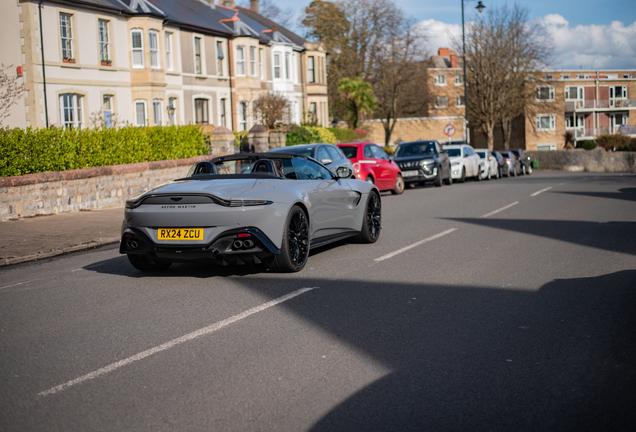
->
[
  {"left": 366, "top": 176, "right": 374, "bottom": 185},
  {"left": 458, "top": 167, "right": 466, "bottom": 183},
  {"left": 390, "top": 174, "right": 405, "bottom": 195},
  {"left": 487, "top": 167, "right": 491, "bottom": 180},
  {"left": 443, "top": 169, "right": 453, "bottom": 185},
  {"left": 434, "top": 167, "right": 443, "bottom": 187},
  {"left": 355, "top": 191, "right": 381, "bottom": 243},
  {"left": 127, "top": 254, "right": 172, "bottom": 272},
  {"left": 526, "top": 164, "right": 533, "bottom": 175},
  {"left": 475, "top": 167, "right": 482, "bottom": 181},
  {"left": 512, "top": 165, "right": 517, "bottom": 177},
  {"left": 268, "top": 206, "right": 310, "bottom": 272}
]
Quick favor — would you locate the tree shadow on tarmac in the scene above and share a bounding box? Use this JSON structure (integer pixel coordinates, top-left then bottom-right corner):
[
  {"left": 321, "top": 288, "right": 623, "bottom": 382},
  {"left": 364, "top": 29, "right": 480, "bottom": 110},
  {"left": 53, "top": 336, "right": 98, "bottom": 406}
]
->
[
  {"left": 555, "top": 188, "right": 636, "bottom": 203},
  {"left": 274, "top": 270, "right": 636, "bottom": 432}
]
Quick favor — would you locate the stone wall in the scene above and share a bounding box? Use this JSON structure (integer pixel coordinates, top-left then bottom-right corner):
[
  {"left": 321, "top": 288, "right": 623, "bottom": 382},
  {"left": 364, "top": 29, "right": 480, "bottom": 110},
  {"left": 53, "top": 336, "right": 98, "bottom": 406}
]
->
[
  {"left": 0, "top": 155, "right": 217, "bottom": 221},
  {"left": 527, "top": 149, "right": 636, "bottom": 173}
]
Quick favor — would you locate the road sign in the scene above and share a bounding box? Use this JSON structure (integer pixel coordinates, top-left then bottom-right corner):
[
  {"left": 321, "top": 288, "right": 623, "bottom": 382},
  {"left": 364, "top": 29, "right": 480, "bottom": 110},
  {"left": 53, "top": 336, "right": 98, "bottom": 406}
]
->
[{"left": 444, "top": 124, "right": 456, "bottom": 137}]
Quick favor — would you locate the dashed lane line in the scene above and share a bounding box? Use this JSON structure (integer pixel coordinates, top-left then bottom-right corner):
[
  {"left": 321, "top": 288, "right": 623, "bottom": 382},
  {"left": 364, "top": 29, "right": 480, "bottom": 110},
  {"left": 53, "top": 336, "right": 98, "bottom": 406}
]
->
[
  {"left": 39, "top": 287, "right": 318, "bottom": 397},
  {"left": 374, "top": 228, "right": 458, "bottom": 262},
  {"left": 530, "top": 187, "right": 553, "bottom": 197},
  {"left": 481, "top": 201, "right": 519, "bottom": 218}
]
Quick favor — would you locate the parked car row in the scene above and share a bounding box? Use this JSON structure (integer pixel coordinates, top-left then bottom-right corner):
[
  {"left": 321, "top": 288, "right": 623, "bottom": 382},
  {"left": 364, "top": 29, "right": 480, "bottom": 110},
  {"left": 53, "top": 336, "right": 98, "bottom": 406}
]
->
[{"left": 269, "top": 140, "right": 533, "bottom": 193}]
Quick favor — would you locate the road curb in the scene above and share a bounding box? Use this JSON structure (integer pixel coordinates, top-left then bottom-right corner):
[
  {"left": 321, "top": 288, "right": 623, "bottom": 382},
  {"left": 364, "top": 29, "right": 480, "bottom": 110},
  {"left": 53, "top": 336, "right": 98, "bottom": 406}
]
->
[{"left": 0, "top": 238, "right": 120, "bottom": 267}]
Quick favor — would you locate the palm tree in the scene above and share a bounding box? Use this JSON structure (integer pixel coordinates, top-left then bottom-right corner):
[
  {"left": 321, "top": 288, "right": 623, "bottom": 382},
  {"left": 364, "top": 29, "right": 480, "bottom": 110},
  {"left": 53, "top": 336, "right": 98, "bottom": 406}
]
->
[{"left": 337, "top": 77, "right": 376, "bottom": 129}]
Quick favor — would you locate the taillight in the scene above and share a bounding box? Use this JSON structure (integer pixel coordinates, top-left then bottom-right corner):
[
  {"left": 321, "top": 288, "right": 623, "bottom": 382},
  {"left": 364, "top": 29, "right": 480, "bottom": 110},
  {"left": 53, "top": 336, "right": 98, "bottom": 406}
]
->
[{"left": 353, "top": 163, "right": 360, "bottom": 172}]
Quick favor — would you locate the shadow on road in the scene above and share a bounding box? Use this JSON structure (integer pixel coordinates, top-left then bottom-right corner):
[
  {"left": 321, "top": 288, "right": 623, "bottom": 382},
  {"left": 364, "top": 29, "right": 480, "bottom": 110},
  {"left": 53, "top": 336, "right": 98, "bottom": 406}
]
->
[
  {"left": 443, "top": 218, "right": 636, "bottom": 256},
  {"left": 282, "top": 270, "right": 636, "bottom": 431},
  {"left": 555, "top": 187, "right": 636, "bottom": 203}
]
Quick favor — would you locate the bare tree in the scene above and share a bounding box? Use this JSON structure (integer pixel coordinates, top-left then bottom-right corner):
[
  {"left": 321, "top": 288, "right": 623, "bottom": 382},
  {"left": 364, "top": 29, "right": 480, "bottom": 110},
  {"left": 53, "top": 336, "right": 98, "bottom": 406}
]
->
[
  {"left": 0, "top": 64, "right": 24, "bottom": 127},
  {"left": 459, "top": 5, "right": 551, "bottom": 150},
  {"left": 369, "top": 24, "right": 429, "bottom": 145},
  {"left": 238, "top": 0, "right": 295, "bottom": 29},
  {"left": 253, "top": 92, "right": 290, "bottom": 129}
]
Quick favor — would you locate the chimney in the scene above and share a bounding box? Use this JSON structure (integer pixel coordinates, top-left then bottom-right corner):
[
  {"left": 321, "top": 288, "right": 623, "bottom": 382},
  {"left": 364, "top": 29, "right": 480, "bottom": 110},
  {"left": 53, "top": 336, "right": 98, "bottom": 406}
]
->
[
  {"left": 250, "top": 0, "right": 259, "bottom": 13},
  {"left": 450, "top": 54, "right": 457, "bottom": 68},
  {"left": 220, "top": 0, "right": 236, "bottom": 8},
  {"left": 438, "top": 47, "right": 450, "bottom": 57}
]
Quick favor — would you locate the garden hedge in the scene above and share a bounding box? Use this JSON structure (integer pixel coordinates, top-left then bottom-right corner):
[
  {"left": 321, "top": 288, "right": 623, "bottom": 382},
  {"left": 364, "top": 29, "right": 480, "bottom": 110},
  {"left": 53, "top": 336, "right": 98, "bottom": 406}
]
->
[{"left": 0, "top": 125, "right": 206, "bottom": 177}]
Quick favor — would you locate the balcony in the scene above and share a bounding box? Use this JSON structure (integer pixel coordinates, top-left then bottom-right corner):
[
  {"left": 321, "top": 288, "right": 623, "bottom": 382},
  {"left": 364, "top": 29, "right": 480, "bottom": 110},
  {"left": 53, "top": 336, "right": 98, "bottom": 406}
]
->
[
  {"left": 565, "top": 99, "right": 636, "bottom": 112},
  {"left": 568, "top": 126, "right": 636, "bottom": 139}
]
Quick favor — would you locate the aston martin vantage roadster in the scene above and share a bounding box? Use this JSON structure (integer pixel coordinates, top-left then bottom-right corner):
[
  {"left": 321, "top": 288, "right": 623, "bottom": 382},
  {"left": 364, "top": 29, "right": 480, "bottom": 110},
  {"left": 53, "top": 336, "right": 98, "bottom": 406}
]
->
[{"left": 120, "top": 153, "right": 381, "bottom": 272}]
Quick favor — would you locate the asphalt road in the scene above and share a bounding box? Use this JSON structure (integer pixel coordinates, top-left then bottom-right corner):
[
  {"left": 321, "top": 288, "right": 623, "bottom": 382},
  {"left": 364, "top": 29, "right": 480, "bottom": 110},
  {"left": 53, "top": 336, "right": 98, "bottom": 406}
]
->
[{"left": 1, "top": 171, "right": 635, "bottom": 432}]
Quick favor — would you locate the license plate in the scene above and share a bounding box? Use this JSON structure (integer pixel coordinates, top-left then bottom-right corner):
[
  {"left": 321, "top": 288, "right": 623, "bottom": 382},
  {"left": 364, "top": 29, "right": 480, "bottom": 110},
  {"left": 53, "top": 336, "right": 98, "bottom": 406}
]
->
[
  {"left": 157, "top": 228, "right": 203, "bottom": 240},
  {"left": 402, "top": 170, "right": 419, "bottom": 177}
]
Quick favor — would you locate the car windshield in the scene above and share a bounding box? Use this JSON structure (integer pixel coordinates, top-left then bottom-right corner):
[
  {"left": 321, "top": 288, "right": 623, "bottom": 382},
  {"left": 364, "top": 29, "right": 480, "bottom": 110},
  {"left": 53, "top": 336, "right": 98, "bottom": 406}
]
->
[
  {"left": 475, "top": 151, "right": 486, "bottom": 159},
  {"left": 276, "top": 146, "right": 314, "bottom": 157},
  {"left": 446, "top": 148, "right": 461, "bottom": 157},
  {"left": 510, "top": 150, "right": 521, "bottom": 157},
  {"left": 395, "top": 142, "right": 436, "bottom": 157},
  {"left": 340, "top": 146, "right": 358, "bottom": 159}
]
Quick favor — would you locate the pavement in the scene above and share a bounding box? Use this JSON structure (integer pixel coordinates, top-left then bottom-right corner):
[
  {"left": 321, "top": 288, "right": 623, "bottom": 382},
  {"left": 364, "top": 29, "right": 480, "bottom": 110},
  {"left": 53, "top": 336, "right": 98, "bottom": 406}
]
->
[{"left": 0, "top": 207, "right": 124, "bottom": 266}]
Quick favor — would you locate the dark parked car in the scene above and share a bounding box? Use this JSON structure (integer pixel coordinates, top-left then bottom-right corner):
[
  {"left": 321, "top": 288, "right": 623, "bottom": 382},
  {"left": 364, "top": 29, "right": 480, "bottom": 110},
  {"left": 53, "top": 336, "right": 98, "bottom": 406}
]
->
[
  {"left": 492, "top": 151, "right": 508, "bottom": 177},
  {"left": 510, "top": 149, "right": 533, "bottom": 175},
  {"left": 392, "top": 140, "right": 452, "bottom": 187},
  {"left": 269, "top": 143, "right": 353, "bottom": 176},
  {"left": 499, "top": 151, "right": 522, "bottom": 176}
]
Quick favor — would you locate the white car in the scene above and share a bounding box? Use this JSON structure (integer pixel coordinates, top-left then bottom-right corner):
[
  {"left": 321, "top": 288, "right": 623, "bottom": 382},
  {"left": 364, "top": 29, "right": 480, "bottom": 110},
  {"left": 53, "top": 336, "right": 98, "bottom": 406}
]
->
[
  {"left": 474, "top": 149, "right": 500, "bottom": 180},
  {"left": 444, "top": 144, "right": 482, "bottom": 182}
]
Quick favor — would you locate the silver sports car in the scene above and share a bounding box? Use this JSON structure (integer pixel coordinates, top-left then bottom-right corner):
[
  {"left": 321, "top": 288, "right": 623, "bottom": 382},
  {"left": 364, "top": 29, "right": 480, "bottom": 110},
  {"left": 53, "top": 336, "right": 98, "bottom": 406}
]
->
[{"left": 120, "top": 153, "right": 381, "bottom": 272}]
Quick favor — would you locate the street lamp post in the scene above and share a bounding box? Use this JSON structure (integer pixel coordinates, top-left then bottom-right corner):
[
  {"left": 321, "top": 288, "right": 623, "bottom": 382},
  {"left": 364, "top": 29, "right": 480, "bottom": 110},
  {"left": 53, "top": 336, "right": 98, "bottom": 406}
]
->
[{"left": 462, "top": 0, "right": 485, "bottom": 143}]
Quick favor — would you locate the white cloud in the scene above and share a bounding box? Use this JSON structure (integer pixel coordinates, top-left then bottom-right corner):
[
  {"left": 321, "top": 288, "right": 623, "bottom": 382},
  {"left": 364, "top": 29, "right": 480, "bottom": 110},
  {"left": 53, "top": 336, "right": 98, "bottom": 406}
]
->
[{"left": 415, "top": 15, "right": 636, "bottom": 70}]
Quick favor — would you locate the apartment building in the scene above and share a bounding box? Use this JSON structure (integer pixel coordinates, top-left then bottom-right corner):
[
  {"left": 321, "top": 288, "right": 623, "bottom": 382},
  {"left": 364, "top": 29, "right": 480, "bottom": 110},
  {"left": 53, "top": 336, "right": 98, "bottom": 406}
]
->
[
  {"left": 427, "top": 48, "right": 636, "bottom": 150},
  {"left": 527, "top": 71, "right": 636, "bottom": 150},
  {"left": 1, "top": 0, "right": 328, "bottom": 132}
]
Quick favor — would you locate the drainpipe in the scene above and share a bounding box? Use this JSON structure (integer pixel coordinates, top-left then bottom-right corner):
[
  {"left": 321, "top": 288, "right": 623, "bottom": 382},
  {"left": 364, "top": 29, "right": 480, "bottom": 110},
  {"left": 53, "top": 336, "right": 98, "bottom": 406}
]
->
[
  {"left": 227, "top": 38, "right": 234, "bottom": 131},
  {"left": 38, "top": 1, "right": 49, "bottom": 128}
]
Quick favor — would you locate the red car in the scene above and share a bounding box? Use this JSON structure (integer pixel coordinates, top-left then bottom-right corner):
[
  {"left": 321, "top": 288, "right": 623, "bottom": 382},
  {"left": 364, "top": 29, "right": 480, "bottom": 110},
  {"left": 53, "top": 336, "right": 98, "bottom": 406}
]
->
[{"left": 337, "top": 142, "right": 404, "bottom": 194}]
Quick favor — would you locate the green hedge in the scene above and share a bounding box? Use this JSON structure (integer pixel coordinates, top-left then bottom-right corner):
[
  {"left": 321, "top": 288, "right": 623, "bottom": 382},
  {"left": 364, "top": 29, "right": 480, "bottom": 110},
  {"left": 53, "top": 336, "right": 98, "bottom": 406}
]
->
[
  {"left": 286, "top": 126, "right": 337, "bottom": 146},
  {"left": 0, "top": 125, "right": 206, "bottom": 177},
  {"left": 577, "top": 139, "right": 596, "bottom": 150},
  {"left": 329, "top": 128, "right": 356, "bottom": 143}
]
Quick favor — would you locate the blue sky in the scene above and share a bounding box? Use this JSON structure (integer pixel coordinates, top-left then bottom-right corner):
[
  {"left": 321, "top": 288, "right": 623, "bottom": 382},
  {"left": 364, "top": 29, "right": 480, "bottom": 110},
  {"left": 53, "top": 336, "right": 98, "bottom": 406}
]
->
[{"left": 274, "top": 0, "right": 636, "bottom": 69}]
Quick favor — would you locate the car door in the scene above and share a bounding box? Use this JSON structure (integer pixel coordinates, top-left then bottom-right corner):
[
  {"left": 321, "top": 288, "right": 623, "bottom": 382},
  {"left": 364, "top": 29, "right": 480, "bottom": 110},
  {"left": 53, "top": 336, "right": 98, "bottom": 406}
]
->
[
  {"left": 291, "top": 158, "right": 358, "bottom": 238},
  {"left": 465, "top": 146, "right": 479, "bottom": 176},
  {"left": 370, "top": 145, "right": 393, "bottom": 189}
]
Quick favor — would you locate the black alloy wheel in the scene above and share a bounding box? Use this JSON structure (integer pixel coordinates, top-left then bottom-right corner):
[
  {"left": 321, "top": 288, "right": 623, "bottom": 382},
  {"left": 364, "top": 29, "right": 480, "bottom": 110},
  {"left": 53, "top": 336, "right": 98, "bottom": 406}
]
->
[
  {"left": 268, "top": 206, "right": 310, "bottom": 272},
  {"left": 356, "top": 192, "right": 381, "bottom": 243}
]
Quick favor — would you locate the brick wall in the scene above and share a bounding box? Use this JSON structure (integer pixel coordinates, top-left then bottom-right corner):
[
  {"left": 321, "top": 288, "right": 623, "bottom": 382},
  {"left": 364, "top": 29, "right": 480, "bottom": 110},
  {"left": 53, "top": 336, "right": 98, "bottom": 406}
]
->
[{"left": 0, "top": 155, "right": 215, "bottom": 221}]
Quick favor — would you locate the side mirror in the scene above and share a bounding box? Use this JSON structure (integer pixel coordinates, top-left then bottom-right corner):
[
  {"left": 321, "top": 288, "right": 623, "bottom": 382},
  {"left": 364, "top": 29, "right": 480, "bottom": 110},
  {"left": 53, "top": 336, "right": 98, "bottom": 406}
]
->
[
  {"left": 320, "top": 158, "right": 332, "bottom": 166},
  {"left": 336, "top": 166, "right": 352, "bottom": 179}
]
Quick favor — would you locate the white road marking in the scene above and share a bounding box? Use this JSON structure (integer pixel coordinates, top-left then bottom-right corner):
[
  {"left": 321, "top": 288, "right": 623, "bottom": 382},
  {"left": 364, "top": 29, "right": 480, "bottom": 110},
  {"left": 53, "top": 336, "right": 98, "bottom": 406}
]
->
[
  {"left": 481, "top": 202, "right": 519, "bottom": 218},
  {"left": 0, "top": 278, "right": 43, "bottom": 290},
  {"left": 374, "top": 228, "right": 457, "bottom": 262},
  {"left": 39, "top": 287, "right": 318, "bottom": 397},
  {"left": 530, "top": 187, "right": 552, "bottom": 197}
]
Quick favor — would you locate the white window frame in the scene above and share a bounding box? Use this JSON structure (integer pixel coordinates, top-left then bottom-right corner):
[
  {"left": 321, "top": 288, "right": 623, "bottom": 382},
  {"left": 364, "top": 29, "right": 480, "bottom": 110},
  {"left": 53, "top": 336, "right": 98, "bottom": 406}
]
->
[
  {"left": 543, "top": 74, "right": 554, "bottom": 80},
  {"left": 194, "top": 36, "right": 204, "bottom": 75},
  {"left": 59, "top": 93, "right": 83, "bottom": 129},
  {"left": 152, "top": 99, "right": 163, "bottom": 126},
  {"left": 285, "top": 52, "right": 290, "bottom": 80},
  {"left": 194, "top": 97, "right": 209, "bottom": 125},
  {"left": 434, "top": 74, "right": 447, "bottom": 86},
  {"left": 131, "top": 29, "right": 144, "bottom": 68},
  {"left": 250, "top": 46, "right": 256, "bottom": 76},
  {"left": 220, "top": 98, "right": 227, "bottom": 126},
  {"left": 236, "top": 46, "right": 246, "bottom": 76},
  {"left": 216, "top": 41, "right": 224, "bottom": 76},
  {"left": 535, "top": 85, "right": 555, "bottom": 101},
  {"left": 239, "top": 101, "right": 248, "bottom": 131},
  {"left": 273, "top": 53, "right": 281, "bottom": 79},
  {"left": 537, "top": 143, "right": 557, "bottom": 151},
  {"left": 455, "top": 95, "right": 465, "bottom": 107},
  {"left": 149, "top": 30, "right": 160, "bottom": 69},
  {"left": 561, "top": 74, "right": 570, "bottom": 80},
  {"left": 259, "top": 48, "right": 263, "bottom": 78},
  {"left": 98, "top": 19, "right": 110, "bottom": 63},
  {"left": 165, "top": 32, "right": 173, "bottom": 71},
  {"left": 134, "top": 99, "right": 147, "bottom": 126},
  {"left": 292, "top": 53, "right": 298, "bottom": 83},
  {"left": 308, "top": 56, "right": 315, "bottom": 83},
  {"left": 103, "top": 94, "right": 114, "bottom": 128},
  {"left": 565, "top": 86, "right": 584, "bottom": 101},
  {"left": 455, "top": 74, "right": 464, "bottom": 86},
  {"left": 60, "top": 13, "right": 74, "bottom": 60},
  {"left": 309, "top": 102, "right": 317, "bottom": 123},
  {"left": 434, "top": 96, "right": 448, "bottom": 108},
  {"left": 168, "top": 97, "right": 177, "bottom": 125},
  {"left": 536, "top": 114, "right": 556, "bottom": 131}
]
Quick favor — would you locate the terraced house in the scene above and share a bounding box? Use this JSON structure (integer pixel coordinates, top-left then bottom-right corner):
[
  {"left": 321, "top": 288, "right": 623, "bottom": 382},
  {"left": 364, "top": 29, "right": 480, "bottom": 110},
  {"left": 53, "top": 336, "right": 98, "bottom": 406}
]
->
[{"left": 1, "top": 0, "right": 328, "bottom": 132}]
